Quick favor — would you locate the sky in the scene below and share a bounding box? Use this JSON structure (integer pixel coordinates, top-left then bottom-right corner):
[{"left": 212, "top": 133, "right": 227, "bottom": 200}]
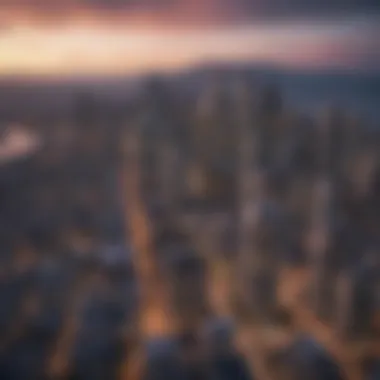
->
[{"left": 0, "top": 0, "right": 379, "bottom": 77}]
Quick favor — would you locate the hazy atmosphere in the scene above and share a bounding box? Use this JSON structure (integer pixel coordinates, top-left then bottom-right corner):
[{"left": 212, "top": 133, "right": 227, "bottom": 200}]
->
[{"left": 0, "top": 1, "right": 379, "bottom": 380}]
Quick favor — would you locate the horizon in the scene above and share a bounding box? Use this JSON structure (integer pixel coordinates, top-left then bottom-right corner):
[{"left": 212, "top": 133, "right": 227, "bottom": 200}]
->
[{"left": 0, "top": 2, "right": 379, "bottom": 77}]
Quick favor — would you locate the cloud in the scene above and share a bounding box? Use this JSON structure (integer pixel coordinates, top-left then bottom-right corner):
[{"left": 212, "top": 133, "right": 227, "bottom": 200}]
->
[{"left": 1, "top": 0, "right": 379, "bottom": 24}]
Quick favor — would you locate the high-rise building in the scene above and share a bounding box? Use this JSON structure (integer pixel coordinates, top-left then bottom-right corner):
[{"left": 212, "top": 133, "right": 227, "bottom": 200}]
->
[
  {"left": 308, "top": 108, "right": 345, "bottom": 321},
  {"left": 256, "top": 84, "right": 283, "bottom": 168},
  {"left": 307, "top": 177, "right": 338, "bottom": 321},
  {"left": 190, "top": 77, "right": 236, "bottom": 203},
  {"left": 157, "top": 139, "right": 182, "bottom": 217},
  {"left": 234, "top": 77, "right": 282, "bottom": 319},
  {"left": 285, "top": 334, "right": 346, "bottom": 380},
  {"left": 138, "top": 78, "right": 186, "bottom": 207},
  {"left": 202, "top": 317, "right": 254, "bottom": 380},
  {"left": 234, "top": 76, "right": 259, "bottom": 310},
  {"left": 73, "top": 92, "right": 100, "bottom": 155},
  {"left": 351, "top": 252, "right": 379, "bottom": 337},
  {"left": 335, "top": 270, "right": 354, "bottom": 339},
  {"left": 142, "top": 337, "right": 184, "bottom": 380},
  {"left": 155, "top": 223, "right": 209, "bottom": 332}
]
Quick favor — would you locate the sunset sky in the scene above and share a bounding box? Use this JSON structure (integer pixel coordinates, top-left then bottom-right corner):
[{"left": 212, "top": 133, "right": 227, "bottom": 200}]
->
[{"left": 0, "top": 1, "right": 379, "bottom": 76}]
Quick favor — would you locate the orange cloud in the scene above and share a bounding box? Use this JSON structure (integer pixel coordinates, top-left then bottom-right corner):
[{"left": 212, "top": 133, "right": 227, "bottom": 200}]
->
[
  {"left": 0, "top": 1, "right": 246, "bottom": 30},
  {"left": 0, "top": 0, "right": 378, "bottom": 28},
  {"left": 0, "top": 21, "right": 375, "bottom": 77},
  {"left": 0, "top": 2, "right": 378, "bottom": 76}
]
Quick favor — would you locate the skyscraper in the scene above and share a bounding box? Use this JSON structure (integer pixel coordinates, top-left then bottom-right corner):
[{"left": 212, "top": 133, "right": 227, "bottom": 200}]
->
[
  {"left": 307, "top": 107, "right": 344, "bottom": 321},
  {"left": 191, "top": 76, "right": 236, "bottom": 203},
  {"left": 234, "top": 77, "right": 281, "bottom": 319}
]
